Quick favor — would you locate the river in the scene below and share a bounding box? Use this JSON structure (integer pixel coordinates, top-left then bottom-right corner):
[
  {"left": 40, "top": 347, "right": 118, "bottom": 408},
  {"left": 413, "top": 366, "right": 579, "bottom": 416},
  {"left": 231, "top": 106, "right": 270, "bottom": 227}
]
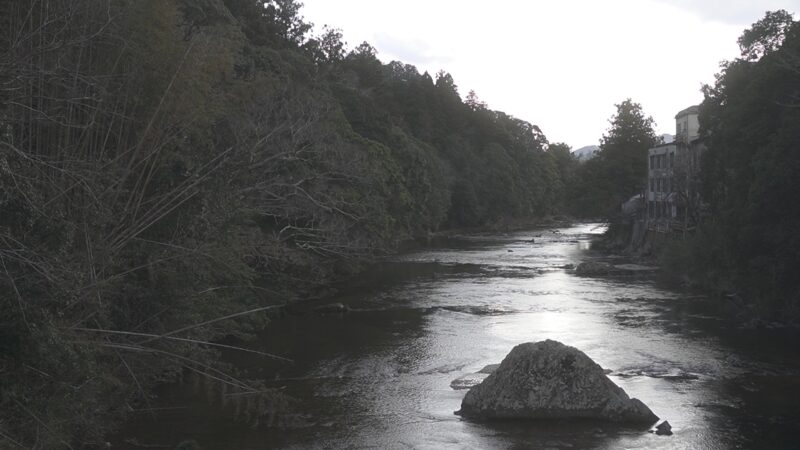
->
[{"left": 118, "top": 223, "right": 800, "bottom": 449}]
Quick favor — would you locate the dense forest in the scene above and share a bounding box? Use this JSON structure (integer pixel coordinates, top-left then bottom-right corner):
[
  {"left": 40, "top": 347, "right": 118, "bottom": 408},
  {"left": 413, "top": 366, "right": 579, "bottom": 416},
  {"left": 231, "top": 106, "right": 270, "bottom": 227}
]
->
[
  {"left": 3, "top": 0, "right": 798, "bottom": 446},
  {"left": 0, "top": 0, "right": 580, "bottom": 446},
  {"left": 662, "top": 10, "right": 800, "bottom": 321}
]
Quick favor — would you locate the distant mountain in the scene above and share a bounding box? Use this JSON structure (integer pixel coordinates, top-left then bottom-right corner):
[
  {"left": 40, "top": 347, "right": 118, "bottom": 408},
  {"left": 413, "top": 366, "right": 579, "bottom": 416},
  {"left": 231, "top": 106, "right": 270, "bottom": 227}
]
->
[
  {"left": 573, "top": 136, "right": 674, "bottom": 162},
  {"left": 572, "top": 145, "right": 599, "bottom": 161}
]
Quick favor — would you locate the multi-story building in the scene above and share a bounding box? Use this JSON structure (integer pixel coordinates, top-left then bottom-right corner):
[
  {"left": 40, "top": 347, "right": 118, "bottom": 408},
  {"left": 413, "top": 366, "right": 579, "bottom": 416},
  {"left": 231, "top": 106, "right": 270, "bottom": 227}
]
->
[{"left": 645, "top": 105, "right": 705, "bottom": 232}]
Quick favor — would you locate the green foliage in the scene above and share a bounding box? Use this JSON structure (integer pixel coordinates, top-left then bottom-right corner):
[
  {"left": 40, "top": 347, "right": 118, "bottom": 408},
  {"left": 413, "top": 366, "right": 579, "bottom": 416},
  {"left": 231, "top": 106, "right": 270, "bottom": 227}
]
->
[
  {"left": 331, "top": 46, "right": 568, "bottom": 229},
  {"left": 0, "top": 0, "right": 576, "bottom": 446},
  {"left": 697, "top": 10, "right": 800, "bottom": 318},
  {"left": 738, "top": 9, "right": 795, "bottom": 60},
  {"left": 569, "top": 100, "right": 657, "bottom": 218}
]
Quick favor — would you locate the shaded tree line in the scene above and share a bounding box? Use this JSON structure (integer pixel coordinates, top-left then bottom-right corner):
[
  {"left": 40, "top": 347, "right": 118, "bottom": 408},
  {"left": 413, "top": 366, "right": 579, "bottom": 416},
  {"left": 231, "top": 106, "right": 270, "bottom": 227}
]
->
[
  {"left": 664, "top": 10, "right": 800, "bottom": 320},
  {"left": 0, "top": 1, "right": 577, "bottom": 446}
]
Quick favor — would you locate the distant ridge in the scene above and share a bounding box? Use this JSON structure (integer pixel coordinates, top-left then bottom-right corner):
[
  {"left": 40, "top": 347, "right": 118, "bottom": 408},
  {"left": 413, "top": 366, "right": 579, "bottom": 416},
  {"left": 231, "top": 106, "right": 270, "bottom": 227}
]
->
[{"left": 572, "top": 145, "right": 599, "bottom": 161}]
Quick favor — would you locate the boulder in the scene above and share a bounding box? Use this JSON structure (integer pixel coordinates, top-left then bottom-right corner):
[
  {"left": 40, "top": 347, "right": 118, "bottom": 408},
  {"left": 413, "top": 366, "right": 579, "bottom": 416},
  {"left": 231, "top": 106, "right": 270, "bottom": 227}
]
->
[
  {"left": 575, "top": 261, "right": 614, "bottom": 276},
  {"left": 654, "top": 420, "right": 673, "bottom": 435},
  {"left": 458, "top": 340, "right": 658, "bottom": 424}
]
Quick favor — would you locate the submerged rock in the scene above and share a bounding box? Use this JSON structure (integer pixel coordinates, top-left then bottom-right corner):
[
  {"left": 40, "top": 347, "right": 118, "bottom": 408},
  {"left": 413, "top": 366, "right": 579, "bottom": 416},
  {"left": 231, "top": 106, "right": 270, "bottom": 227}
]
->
[
  {"left": 451, "top": 372, "right": 491, "bottom": 390},
  {"left": 478, "top": 364, "right": 500, "bottom": 374},
  {"left": 450, "top": 364, "right": 501, "bottom": 390},
  {"left": 575, "top": 262, "right": 657, "bottom": 277},
  {"left": 458, "top": 340, "right": 658, "bottom": 424},
  {"left": 575, "top": 261, "right": 614, "bottom": 276},
  {"left": 613, "top": 264, "right": 658, "bottom": 273}
]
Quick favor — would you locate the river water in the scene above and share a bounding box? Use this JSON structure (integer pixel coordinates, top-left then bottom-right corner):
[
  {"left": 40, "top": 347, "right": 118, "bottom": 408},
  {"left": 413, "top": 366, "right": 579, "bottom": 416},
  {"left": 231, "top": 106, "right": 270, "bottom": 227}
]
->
[{"left": 119, "top": 224, "right": 800, "bottom": 449}]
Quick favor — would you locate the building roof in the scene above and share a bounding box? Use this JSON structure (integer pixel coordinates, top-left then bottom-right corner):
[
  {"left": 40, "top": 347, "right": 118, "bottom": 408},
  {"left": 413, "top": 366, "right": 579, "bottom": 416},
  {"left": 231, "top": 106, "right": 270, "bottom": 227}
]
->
[
  {"left": 648, "top": 142, "right": 677, "bottom": 152},
  {"left": 675, "top": 105, "right": 699, "bottom": 119}
]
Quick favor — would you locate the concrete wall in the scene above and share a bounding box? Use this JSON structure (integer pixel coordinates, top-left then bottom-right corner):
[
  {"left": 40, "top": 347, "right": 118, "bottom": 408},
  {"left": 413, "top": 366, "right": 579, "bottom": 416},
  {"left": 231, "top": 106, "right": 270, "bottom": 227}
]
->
[{"left": 676, "top": 111, "right": 700, "bottom": 143}]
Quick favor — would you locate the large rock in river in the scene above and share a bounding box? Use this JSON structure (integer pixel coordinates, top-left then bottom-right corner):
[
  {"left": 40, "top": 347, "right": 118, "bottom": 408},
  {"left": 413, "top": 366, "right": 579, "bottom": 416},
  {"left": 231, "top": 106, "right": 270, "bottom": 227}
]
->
[{"left": 458, "top": 340, "right": 658, "bottom": 424}]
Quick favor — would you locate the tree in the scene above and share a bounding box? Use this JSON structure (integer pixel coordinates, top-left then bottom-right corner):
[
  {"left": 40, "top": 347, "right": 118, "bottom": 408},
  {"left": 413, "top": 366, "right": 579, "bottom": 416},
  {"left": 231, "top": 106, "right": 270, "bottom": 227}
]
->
[
  {"left": 306, "top": 25, "right": 346, "bottom": 64},
  {"left": 222, "top": 0, "right": 311, "bottom": 48},
  {"left": 265, "top": 0, "right": 312, "bottom": 44},
  {"left": 598, "top": 99, "right": 658, "bottom": 194},
  {"left": 697, "top": 10, "right": 800, "bottom": 316},
  {"left": 435, "top": 70, "right": 458, "bottom": 95},
  {"left": 548, "top": 142, "right": 579, "bottom": 211},
  {"left": 571, "top": 99, "right": 657, "bottom": 217},
  {"left": 738, "top": 9, "right": 794, "bottom": 60},
  {"left": 465, "top": 90, "right": 488, "bottom": 110}
]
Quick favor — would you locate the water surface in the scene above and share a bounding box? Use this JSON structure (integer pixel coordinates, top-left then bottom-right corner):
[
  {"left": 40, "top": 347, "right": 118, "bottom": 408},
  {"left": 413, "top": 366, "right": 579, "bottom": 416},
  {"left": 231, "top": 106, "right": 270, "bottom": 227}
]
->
[{"left": 120, "top": 224, "right": 800, "bottom": 449}]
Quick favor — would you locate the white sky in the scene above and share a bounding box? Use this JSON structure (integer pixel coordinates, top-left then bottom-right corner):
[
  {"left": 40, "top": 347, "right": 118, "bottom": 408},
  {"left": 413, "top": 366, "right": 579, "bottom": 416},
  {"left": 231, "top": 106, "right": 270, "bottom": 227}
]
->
[{"left": 299, "top": 0, "right": 800, "bottom": 149}]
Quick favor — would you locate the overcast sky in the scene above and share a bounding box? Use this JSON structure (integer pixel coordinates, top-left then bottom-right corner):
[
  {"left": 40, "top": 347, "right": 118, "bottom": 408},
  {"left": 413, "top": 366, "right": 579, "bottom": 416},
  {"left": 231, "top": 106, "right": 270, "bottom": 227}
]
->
[{"left": 299, "top": 0, "right": 800, "bottom": 149}]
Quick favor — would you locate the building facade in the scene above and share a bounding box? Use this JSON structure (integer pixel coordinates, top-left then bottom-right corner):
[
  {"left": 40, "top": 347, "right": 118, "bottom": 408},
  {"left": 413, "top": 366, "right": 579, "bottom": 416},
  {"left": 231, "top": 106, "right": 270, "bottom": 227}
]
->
[{"left": 645, "top": 105, "right": 705, "bottom": 232}]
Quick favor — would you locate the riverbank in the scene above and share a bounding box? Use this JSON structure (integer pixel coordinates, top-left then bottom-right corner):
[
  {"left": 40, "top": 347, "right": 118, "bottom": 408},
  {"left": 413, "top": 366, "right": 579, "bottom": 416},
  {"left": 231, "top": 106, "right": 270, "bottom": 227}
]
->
[{"left": 589, "top": 220, "right": 800, "bottom": 329}]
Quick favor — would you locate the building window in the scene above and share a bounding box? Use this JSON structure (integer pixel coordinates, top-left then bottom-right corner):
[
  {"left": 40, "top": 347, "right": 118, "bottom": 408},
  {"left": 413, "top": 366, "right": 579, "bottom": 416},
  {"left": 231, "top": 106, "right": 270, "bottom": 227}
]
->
[
  {"left": 650, "top": 155, "right": 655, "bottom": 169},
  {"left": 670, "top": 153, "right": 675, "bottom": 168}
]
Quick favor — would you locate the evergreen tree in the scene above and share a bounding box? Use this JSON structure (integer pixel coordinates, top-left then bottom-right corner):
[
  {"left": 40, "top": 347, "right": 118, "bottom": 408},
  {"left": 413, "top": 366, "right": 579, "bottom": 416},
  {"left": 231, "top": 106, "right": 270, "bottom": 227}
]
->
[{"left": 569, "top": 100, "right": 657, "bottom": 217}]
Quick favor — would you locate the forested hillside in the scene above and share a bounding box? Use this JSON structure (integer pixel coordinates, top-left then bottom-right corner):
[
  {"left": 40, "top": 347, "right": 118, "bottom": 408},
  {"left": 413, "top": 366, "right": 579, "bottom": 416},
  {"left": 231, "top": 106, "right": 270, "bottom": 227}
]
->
[{"left": 0, "top": 1, "right": 578, "bottom": 446}]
